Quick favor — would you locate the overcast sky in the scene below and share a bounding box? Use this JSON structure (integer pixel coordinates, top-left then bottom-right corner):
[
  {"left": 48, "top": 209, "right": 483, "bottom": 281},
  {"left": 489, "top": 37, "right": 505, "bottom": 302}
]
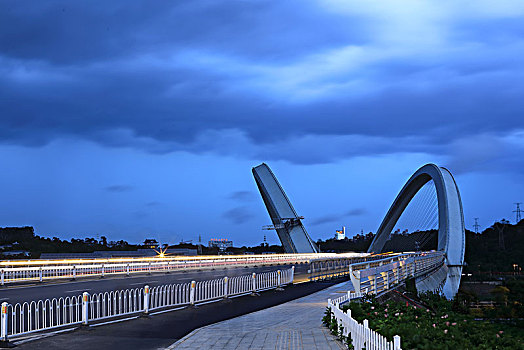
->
[{"left": 1, "top": 1, "right": 523, "bottom": 246}]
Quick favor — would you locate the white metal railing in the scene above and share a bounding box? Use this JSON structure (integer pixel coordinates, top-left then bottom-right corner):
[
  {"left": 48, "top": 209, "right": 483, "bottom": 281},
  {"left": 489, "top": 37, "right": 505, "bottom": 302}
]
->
[
  {"left": 0, "top": 267, "right": 294, "bottom": 342},
  {"left": 327, "top": 293, "right": 401, "bottom": 350},
  {"left": 89, "top": 288, "right": 144, "bottom": 321},
  {"left": 349, "top": 251, "right": 444, "bottom": 295},
  {"left": 0, "top": 253, "right": 366, "bottom": 286},
  {"left": 309, "top": 253, "right": 413, "bottom": 282}
]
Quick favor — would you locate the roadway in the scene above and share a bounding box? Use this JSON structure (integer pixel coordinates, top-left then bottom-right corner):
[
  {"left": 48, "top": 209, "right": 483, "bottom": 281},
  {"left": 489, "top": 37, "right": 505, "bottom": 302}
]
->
[
  {"left": 0, "top": 263, "right": 309, "bottom": 304},
  {"left": 15, "top": 279, "right": 342, "bottom": 350}
]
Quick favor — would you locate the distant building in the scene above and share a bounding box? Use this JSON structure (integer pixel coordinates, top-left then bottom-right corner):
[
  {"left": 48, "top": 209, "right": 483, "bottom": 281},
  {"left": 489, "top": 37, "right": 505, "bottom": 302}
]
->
[
  {"left": 335, "top": 227, "right": 346, "bottom": 240},
  {"left": 143, "top": 239, "right": 159, "bottom": 249},
  {"left": 208, "top": 238, "right": 233, "bottom": 252}
]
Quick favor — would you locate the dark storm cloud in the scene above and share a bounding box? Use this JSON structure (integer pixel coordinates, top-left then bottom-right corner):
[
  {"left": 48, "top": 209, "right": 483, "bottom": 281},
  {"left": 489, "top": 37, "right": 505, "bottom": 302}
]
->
[
  {"left": 1, "top": 0, "right": 523, "bottom": 173},
  {"left": 228, "top": 191, "right": 255, "bottom": 202},
  {"left": 346, "top": 209, "right": 366, "bottom": 216},
  {"left": 222, "top": 206, "right": 254, "bottom": 224},
  {"left": 0, "top": 1, "right": 363, "bottom": 64},
  {"left": 105, "top": 185, "right": 134, "bottom": 193},
  {"left": 310, "top": 208, "right": 366, "bottom": 226}
]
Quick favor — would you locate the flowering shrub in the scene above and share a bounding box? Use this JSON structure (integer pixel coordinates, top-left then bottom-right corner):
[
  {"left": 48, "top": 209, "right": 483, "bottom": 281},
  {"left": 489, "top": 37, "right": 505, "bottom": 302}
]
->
[{"left": 340, "top": 293, "right": 523, "bottom": 350}]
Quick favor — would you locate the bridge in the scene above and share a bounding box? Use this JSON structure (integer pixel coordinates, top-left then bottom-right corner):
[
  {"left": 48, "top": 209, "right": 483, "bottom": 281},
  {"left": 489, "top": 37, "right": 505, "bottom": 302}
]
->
[
  {"left": 0, "top": 163, "right": 465, "bottom": 349},
  {"left": 254, "top": 162, "right": 465, "bottom": 300}
]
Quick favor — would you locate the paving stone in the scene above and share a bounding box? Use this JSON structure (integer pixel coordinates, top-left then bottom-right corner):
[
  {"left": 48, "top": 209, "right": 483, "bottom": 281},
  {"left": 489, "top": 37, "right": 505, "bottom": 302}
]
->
[{"left": 166, "top": 282, "right": 350, "bottom": 349}]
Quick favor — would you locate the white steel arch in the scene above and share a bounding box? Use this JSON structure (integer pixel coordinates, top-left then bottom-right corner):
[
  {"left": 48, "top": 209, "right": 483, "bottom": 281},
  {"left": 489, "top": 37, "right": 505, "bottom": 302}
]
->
[{"left": 367, "top": 163, "right": 465, "bottom": 299}]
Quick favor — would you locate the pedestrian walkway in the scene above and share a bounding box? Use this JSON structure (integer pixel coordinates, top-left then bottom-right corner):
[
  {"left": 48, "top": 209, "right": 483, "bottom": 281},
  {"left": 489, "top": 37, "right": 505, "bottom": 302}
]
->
[{"left": 166, "top": 281, "right": 351, "bottom": 350}]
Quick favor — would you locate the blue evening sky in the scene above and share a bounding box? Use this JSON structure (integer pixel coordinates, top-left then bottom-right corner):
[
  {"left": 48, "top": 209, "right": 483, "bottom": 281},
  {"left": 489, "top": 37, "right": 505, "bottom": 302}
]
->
[{"left": 1, "top": 1, "right": 523, "bottom": 246}]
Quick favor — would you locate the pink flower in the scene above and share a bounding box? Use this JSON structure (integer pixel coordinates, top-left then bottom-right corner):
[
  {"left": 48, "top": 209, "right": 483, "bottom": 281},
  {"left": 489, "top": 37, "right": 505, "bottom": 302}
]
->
[
  {"left": 371, "top": 306, "right": 375, "bottom": 310},
  {"left": 432, "top": 324, "right": 436, "bottom": 328},
  {"left": 445, "top": 322, "right": 450, "bottom": 326},
  {"left": 384, "top": 308, "right": 388, "bottom": 312},
  {"left": 395, "top": 313, "right": 399, "bottom": 317},
  {"left": 444, "top": 330, "right": 448, "bottom": 334},
  {"left": 499, "top": 331, "right": 503, "bottom": 334},
  {"left": 426, "top": 309, "right": 430, "bottom": 312},
  {"left": 384, "top": 314, "right": 388, "bottom": 318},
  {"left": 374, "top": 312, "right": 378, "bottom": 315},
  {"left": 496, "top": 334, "right": 500, "bottom": 338},
  {"left": 415, "top": 316, "right": 418, "bottom": 319},
  {"left": 451, "top": 323, "right": 456, "bottom": 326}
]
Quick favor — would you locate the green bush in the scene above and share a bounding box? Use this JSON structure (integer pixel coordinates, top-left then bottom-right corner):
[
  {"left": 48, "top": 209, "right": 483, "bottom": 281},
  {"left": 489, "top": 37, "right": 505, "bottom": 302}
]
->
[{"left": 330, "top": 292, "right": 523, "bottom": 350}]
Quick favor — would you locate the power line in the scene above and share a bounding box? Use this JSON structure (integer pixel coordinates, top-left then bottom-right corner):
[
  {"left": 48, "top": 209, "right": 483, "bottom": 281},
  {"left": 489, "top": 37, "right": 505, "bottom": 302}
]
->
[
  {"left": 473, "top": 218, "right": 480, "bottom": 234},
  {"left": 514, "top": 202, "right": 522, "bottom": 223}
]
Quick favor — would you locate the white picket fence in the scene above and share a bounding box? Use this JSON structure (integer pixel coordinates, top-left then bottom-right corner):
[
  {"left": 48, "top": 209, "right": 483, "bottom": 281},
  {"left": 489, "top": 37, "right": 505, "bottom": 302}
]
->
[
  {"left": 0, "top": 267, "right": 294, "bottom": 342},
  {"left": 327, "top": 293, "right": 401, "bottom": 350}
]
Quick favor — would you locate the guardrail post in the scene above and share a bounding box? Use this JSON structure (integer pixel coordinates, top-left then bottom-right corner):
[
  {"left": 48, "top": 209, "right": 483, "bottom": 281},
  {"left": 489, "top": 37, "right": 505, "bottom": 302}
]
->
[
  {"left": 148, "top": 262, "right": 151, "bottom": 275},
  {"left": 393, "top": 335, "right": 401, "bottom": 350},
  {"left": 223, "top": 277, "right": 228, "bottom": 298},
  {"left": 252, "top": 273, "right": 256, "bottom": 293},
  {"left": 190, "top": 281, "right": 196, "bottom": 305},
  {"left": 82, "top": 292, "right": 89, "bottom": 325},
  {"left": 39, "top": 267, "right": 43, "bottom": 282},
  {"left": 72, "top": 265, "right": 76, "bottom": 280},
  {"left": 144, "top": 285, "right": 150, "bottom": 314},
  {"left": 290, "top": 266, "right": 295, "bottom": 284},
  {"left": 126, "top": 264, "right": 130, "bottom": 277},
  {"left": 1, "top": 302, "right": 8, "bottom": 343},
  {"left": 1, "top": 270, "right": 4, "bottom": 286},
  {"left": 276, "top": 270, "right": 284, "bottom": 291},
  {"left": 101, "top": 264, "right": 105, "bottom": 278}
]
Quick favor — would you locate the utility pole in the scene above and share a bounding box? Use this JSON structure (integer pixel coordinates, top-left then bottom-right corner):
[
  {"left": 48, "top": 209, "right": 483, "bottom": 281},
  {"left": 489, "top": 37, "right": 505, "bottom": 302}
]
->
[
  {"left": 197, "top": 235, "right": 202, "bottom": 255},
  {"left": 514, "top": 202, "right": 522, "bottom": 223},
  {"left": 473, "top": 218, "right": 480, "bottom": 234}
]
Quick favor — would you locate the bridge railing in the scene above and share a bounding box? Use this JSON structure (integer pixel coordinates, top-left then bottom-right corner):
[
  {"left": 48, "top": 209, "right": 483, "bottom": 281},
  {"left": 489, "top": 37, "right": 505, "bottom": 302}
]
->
[
  {"left": 309, "top": 253, "right": 403, "bottom": 281},
  {"left": 0, "top": 253, "right": 363, "bottom": 286},
  {"left": 327, "top": 293, "right": 401, "bottom": 350},
  {"left": 349, "top": 251, "right": 445, "bottom": 295},
  {"left": 0, "top": 267, "right": 295, "bottom": 342}
]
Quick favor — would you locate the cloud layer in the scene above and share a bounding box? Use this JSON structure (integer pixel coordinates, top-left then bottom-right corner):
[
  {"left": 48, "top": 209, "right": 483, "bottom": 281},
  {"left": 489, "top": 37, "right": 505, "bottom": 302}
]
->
[{"left": 1, "top": 0, "right": 523, "bottom": 175}]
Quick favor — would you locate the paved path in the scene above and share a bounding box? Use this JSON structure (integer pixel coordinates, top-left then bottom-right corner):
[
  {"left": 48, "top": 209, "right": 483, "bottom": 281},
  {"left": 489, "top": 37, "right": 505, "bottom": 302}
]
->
[{"left": 167, "top": 281, "right": 351, "bottom": 350}]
